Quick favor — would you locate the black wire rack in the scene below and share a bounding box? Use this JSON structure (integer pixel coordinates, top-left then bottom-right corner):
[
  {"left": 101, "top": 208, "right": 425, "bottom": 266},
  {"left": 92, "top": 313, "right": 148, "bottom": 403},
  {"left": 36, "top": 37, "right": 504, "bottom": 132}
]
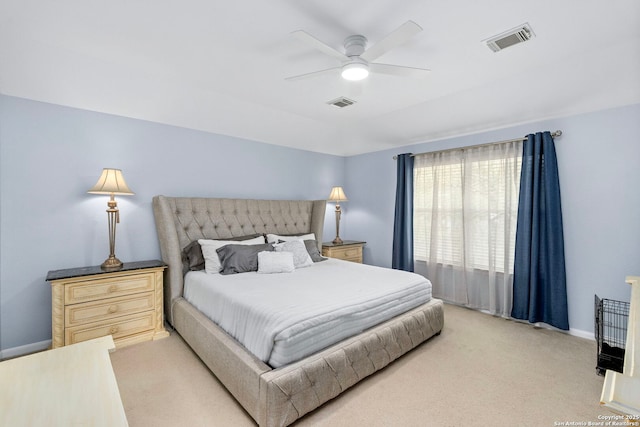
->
[{"left": 594, "top": 295, "right": 630, "bottom": 376}]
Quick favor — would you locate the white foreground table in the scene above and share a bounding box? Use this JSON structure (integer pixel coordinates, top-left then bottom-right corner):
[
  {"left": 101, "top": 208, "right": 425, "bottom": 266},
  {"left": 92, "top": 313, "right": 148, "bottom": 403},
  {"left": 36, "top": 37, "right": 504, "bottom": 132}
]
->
[
  {"left": 601, "top": 276, "right": 640, "bottom": 416},
  {"left": 0, "top": 335, "right": 128, "bottom": 426}
]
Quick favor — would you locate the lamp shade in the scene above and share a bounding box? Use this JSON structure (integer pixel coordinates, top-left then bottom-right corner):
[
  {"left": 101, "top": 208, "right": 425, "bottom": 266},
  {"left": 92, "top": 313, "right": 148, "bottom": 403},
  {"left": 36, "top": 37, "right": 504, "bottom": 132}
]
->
[
  {"left": 88, "top": 168, "right": 134, "bottom": 195},
  {"left": 328, "top": 186, "right": 348, "bottom": 202}
]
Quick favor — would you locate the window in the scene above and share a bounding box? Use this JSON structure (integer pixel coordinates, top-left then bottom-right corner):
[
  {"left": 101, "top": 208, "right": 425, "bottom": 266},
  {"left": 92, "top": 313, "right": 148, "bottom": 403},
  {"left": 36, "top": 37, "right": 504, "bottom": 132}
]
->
[{"left": 413, "top": 143, "right": 522, "bottom": 274}]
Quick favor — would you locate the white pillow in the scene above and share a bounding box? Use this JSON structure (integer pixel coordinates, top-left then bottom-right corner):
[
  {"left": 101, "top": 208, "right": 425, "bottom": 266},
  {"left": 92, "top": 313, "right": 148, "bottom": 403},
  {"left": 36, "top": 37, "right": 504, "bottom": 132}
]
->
[
  {"left": 274, "top": 240, "right": 314, "bottom": 269},
  {"left": 198, "top": 236, "right": 265, "bottom": 274},
  {"left": 265, "top": 233, "right": 316, "bottom": 244},
  {"left": 257, "top": 251, "right": 295, "bottom": 274}
]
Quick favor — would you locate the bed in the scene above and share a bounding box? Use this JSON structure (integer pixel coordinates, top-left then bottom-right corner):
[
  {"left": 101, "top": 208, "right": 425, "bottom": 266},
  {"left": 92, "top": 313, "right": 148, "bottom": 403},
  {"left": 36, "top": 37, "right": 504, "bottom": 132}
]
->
[{"left": 152, "top": 195, "right": 444, "bottom": 426}]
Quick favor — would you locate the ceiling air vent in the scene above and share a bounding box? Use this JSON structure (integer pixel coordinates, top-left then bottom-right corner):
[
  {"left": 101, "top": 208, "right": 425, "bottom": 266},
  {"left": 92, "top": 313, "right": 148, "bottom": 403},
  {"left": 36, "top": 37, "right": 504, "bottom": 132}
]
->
[
  {"left": 484, "top": 23, "right": 535, "bottom": 52},
  {"left": 327, "top": 97, "right": 356, "bottom": 108}
]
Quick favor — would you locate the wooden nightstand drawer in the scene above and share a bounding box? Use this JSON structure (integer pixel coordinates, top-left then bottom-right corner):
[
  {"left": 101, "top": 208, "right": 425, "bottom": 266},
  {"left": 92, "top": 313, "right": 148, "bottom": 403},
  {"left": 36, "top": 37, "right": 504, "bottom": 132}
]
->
[
  {"left": 65, "top": 311, "right": 155, "bottom": 346},
  {"left": 65, "top": 273, "right": 154, "bottom": 305},
  {"left": 322, "top": 241, "right": 366, "bottom": 263},
  {"left": 65, "top": 292, "right": 155, "bottom": 327},
  {"left": 327, "top": 246, "right": 362, "bottom": 261}
]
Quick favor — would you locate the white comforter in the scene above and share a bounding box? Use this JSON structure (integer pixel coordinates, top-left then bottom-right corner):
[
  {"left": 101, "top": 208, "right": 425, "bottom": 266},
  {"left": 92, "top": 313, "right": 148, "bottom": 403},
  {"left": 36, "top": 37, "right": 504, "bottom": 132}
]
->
[{"left": 183, "top": 258, "right": 432, "bottom": 367}]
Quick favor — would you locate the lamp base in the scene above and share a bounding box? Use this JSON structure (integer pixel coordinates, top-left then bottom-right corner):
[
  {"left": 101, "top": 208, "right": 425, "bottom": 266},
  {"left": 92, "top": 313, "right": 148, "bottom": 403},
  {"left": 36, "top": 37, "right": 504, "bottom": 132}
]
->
[
  {"left": 332, "top": 236, "right": 344, "bottom": 245},
  {"left": 101, "top": 255, "right": 123, "bottom": 271}
]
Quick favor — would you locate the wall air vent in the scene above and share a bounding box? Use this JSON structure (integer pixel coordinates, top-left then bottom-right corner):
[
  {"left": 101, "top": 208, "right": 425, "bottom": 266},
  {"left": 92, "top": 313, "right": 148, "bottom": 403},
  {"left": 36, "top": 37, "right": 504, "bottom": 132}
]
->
[
  {"left": 327, "top": 97, "right": 356, "bottom": 108},
  {"left": 484, "top": 23, "right": 535, "bottom": 52}
]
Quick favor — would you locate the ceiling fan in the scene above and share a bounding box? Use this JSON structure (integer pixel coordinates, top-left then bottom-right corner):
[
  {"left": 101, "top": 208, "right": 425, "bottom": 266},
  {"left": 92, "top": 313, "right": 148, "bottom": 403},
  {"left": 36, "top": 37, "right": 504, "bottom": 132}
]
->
[{"left": 286, "top": 20, "right": 430, "bottom": 82}]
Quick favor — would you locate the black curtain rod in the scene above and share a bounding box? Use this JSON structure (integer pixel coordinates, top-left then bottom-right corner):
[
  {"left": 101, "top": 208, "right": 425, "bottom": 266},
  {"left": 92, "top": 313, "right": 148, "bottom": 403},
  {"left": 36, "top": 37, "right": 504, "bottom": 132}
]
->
[{"left": 392, "top": 130, "right": 562, "bottom": 160}]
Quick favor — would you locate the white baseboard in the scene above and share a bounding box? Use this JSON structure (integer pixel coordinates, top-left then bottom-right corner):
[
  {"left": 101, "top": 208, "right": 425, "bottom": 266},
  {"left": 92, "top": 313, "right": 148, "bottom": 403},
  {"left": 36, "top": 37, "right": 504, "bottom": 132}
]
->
[
  {"left": 568, "top": 328, "right": 595, "bottom": 341},
  {"left": 454, "top": 303, "right": 596, "bottom": 341},
  {"left": 528, "top": 321, "right": 595, "bottom": 341},
  {"left": 529, "top": 322, "right": 594, "bottom": 341},
  {"left": 0, "top": 339, "right": 51, "bottom": 360}
]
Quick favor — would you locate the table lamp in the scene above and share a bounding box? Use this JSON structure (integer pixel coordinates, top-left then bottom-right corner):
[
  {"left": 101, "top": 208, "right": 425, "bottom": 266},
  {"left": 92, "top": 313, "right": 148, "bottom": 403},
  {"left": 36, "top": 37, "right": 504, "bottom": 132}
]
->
[
  {"left": 328, "top": 186, "right": 348, "bottom": 244},
  {"left": 88, "top": 168, "right": 134, "bottom": 270}
]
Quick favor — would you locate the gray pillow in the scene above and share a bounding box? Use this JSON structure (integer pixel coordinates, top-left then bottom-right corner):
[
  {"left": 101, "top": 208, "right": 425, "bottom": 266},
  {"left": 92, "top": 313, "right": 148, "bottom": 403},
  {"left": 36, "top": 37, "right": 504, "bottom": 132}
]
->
[
  {"left": 304, "top": 240, "right": 327, "bottom": 262},
  {"left": 181, "top": 233, "right": 264, "bottom": 274},
  {"left": 216, "top": 243, "right": 274, "bottom": 275}
]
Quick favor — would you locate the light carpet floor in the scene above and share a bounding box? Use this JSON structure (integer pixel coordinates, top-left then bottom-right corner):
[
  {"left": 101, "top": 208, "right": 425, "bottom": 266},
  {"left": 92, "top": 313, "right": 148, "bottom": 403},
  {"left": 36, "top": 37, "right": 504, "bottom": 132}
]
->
[{"left": 110, "top": 303, "right": 610, "bottom": 426}]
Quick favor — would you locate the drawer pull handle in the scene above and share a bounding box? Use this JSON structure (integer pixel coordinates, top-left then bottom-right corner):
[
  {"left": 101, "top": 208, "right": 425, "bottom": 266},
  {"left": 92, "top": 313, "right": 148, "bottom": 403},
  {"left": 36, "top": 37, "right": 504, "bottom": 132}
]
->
[
  {"left": 110, "top": 326, "right": 119, "bottom": 334},
  {"left": 108, "top": 285, "right": 118, "bottom": 293},
  {"left": 108, "top": 306, "right": 118, "bottom": 314}
]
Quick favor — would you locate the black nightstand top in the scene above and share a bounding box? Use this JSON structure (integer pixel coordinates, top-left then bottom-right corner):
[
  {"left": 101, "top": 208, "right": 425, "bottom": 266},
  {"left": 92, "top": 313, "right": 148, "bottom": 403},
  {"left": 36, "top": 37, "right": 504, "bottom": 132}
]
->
[
  {"left": 46, "top": 260, "right": 166, "bottom": 281},
  {"left": 322, "top": 240, "right": 366, "bottom": 248}
]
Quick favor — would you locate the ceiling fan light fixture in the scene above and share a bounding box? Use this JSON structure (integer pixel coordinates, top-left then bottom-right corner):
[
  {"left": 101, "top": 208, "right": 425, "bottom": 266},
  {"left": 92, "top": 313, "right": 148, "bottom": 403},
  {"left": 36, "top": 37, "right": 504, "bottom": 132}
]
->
[{"left": 341, "top": 62, "right": 369, "bottom": 81}]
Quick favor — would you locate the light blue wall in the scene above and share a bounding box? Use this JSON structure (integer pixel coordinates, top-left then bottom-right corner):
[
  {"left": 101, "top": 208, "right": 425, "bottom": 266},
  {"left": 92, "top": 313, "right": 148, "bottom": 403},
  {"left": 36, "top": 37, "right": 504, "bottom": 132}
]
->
[
  {"left": 1, "top": 94, "right": 638, "bottom": 352},
  {"left": 345, "top": 103, "right": 640, "bottom": 335},
  {"left": 0, "top": 95, "right": 345, "bottom": 352}
]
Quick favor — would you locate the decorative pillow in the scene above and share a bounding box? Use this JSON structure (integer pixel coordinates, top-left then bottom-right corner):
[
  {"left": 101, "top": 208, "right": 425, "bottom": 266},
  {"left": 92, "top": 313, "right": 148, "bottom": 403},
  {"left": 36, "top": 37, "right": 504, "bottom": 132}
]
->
[
  {"left": 182, "top": 233, "right": 264, "bottom": 274},
  {"left": 216, "top": 243, "right": 274, "bottom": 275},
  {"left": 304, "top": 240, "right": 327, "bottom": 262},
  {"left": 274, "top": 240, "right": 314, "bottom": 268},
  {"left": 198, "top": 236, "right": 266, "bottom": 274},
  {"left": 181, "top": 240, "right": 206, "bottom": 274},
  {"left": 257, "top": 251, "right": 295, "bottom": 274},
  {"left": 265, "top": 233, "right": 316, "bottom": 244}
]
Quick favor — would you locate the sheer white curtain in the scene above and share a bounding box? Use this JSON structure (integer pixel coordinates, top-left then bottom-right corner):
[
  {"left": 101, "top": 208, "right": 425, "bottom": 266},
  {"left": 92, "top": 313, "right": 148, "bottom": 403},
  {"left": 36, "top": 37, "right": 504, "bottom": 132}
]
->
[{"left": 413, "top": 141, "right": 522, "bottom": 316}]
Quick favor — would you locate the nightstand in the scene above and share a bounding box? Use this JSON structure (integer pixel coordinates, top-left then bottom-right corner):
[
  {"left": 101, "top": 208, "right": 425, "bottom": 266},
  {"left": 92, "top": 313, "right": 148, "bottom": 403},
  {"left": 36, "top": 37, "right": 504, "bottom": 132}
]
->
[
  {"left": 46, "top": 260, "right": 169, "bottom": 349},
  {"left": 322, "top": 240, "right": 366, "bottom": 263}
]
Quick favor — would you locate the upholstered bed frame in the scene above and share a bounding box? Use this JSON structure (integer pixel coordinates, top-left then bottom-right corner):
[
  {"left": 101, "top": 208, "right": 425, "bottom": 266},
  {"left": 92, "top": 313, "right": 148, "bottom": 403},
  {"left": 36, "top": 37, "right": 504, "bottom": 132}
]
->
[{"left": 152, "top": 195, "right": 444, "bottom": 426}]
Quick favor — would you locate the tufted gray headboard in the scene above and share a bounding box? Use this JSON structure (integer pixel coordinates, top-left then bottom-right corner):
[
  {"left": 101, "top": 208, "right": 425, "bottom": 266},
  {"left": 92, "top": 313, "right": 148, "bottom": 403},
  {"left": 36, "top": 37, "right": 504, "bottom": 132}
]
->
[{"left": 152, "top": 195, "right": 326, "bottom": 325}]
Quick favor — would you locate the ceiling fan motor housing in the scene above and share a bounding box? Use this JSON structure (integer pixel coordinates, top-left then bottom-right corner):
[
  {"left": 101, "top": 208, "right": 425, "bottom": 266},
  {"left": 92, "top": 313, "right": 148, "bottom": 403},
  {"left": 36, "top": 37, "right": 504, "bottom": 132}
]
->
[{"left": 343, "top": 35, "right": 368, "bottom": 57}]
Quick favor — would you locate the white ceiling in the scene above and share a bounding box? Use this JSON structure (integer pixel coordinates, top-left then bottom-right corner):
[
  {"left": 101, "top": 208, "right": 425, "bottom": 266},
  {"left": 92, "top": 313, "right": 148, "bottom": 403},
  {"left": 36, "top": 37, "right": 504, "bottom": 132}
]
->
[{"left": 1, "top": 1, "right": 639, "bottom": 156}]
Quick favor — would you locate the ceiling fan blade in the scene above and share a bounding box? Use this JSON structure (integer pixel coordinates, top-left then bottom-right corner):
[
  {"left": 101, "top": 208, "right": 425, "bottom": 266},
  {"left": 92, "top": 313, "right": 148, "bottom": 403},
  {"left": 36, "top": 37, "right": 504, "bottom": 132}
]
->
[
  {"left": 360, "top": 20, "right": 422, "bottom": 63},
  {"left": 285, "top": 66, "right": 341, "bottom": 81},
  {"left": 291, "top": 30, "right": 349, "bottom": 61},
  {"left": 369, "top": 63, "right": 430, "bottom": 78}
]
